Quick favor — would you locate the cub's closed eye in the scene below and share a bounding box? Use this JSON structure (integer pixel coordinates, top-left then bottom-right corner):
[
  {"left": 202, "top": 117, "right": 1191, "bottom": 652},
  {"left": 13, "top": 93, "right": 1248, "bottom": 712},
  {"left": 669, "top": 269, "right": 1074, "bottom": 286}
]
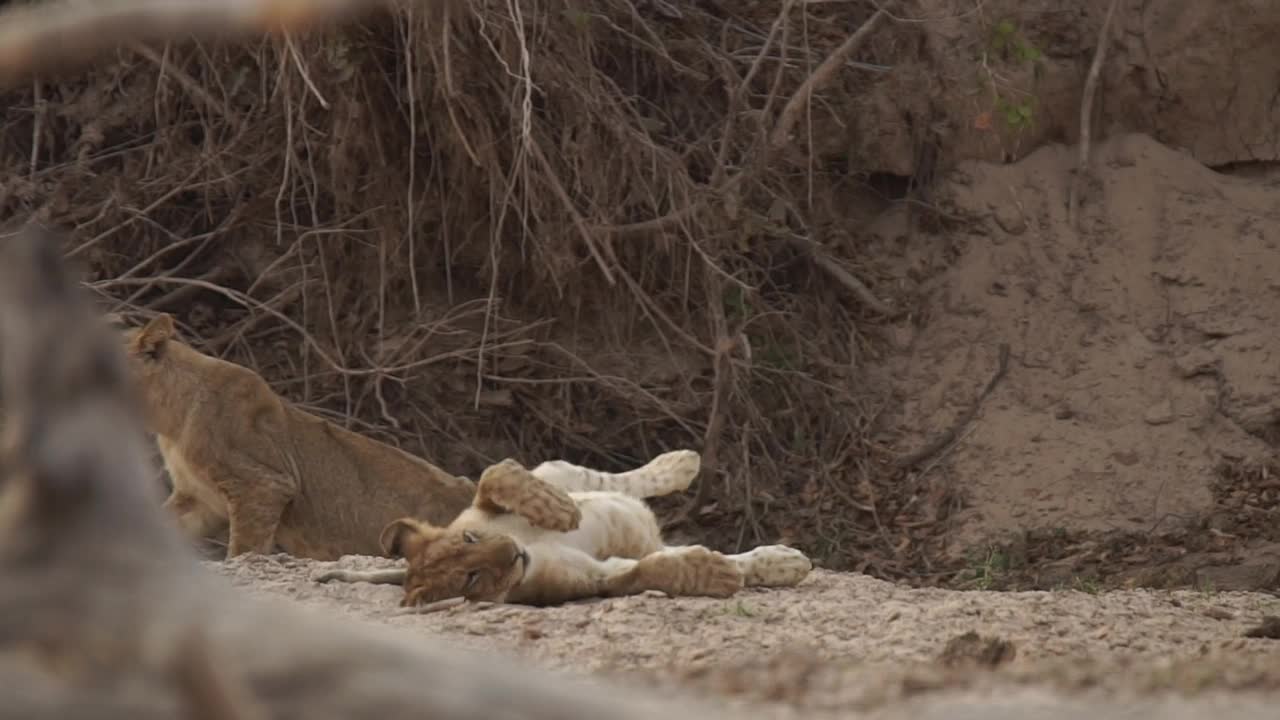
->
[
  {"left": 462, "top": 530, "right": 479, "bottom": 544},
  {"left": 464, "top": 570, "right": 480, "bottom": 590}
]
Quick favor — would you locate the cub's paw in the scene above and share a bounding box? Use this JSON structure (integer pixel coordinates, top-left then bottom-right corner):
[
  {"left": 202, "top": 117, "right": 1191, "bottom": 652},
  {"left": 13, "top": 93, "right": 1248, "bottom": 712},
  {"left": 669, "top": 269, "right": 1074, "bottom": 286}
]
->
[
  {"left": 737, "top": 545, "right": 813, "bottom": 587},
  {"left": 646, "top": 449, "right": 702, "bottom": 494},
  {"left": 529, "top": 491, "right": 582, "bottom": 532},
  {"left": 481, "top": 459, "right": 582, "bottom": 532}
]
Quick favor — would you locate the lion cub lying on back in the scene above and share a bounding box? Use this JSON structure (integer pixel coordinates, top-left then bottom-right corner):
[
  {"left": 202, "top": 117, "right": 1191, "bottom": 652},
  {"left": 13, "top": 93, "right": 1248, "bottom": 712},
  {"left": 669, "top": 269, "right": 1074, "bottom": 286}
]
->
[{"left": 315, "top": 450, "right": 813, "bottom": 606}]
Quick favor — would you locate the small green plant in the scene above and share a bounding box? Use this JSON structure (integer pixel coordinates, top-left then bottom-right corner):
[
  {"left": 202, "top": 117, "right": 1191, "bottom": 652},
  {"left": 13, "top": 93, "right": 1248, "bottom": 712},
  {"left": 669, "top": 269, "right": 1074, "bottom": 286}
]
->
[
  {"left": 722, "top": 599, "right": 757, "bottom": 618},
  {"left": 969, "top": 546, "right": 1010, "bottom": 590},
  {"left": 979, "top": 18, "right": 1046, "bottom": 133},
  {"left": 995, "top": 95, "right": 1037, "bottom": 131},
  {"left": 990, "top": 18, "right": 1043, "bottom": 65},
  {"left": 1072, "top": 576, "right": 1102, "bottom": 595}
]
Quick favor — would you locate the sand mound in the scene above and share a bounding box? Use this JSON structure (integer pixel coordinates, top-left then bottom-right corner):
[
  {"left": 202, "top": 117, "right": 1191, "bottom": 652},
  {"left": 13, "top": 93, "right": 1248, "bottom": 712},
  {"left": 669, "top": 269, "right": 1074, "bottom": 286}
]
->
[{"left": 874, "top": 132, "right": 1280, "bottom": 584}]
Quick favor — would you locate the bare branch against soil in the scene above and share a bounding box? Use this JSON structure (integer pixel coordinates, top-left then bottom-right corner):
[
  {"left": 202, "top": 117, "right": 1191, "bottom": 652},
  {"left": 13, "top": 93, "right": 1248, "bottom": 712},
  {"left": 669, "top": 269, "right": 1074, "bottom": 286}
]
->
[
  {"left": 768, "top": 9, "right": 888, "bottom": 151},
  {"left": 683, "top": 335, "right": 737, "bottom": 519},
  {"left": 788, "top": 236, "right": 897, "bottom": 317},
  {"left": 0, "top": 0, "right": 392, "bottom": 87},
  {"left": 895, "top": 343, "right": 1010, "bottom": 470},
  {"left": 1067, "top": 0, "right": 1122, "bottom": 230},
  {"left": 526, "top": 138, "right": 616, "bottom": 284}
]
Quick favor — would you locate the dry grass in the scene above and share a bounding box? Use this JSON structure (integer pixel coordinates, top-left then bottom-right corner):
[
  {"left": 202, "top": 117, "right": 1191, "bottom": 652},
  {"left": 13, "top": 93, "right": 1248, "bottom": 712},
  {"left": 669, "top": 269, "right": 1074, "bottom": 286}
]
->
[{"left": 0, "top": 0, "right": 959, "bottom": 580}]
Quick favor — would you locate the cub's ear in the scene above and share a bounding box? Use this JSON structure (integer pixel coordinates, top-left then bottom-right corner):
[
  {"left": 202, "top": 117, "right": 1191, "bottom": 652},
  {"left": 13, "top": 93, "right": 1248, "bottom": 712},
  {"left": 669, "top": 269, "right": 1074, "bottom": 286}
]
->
[
  {"left": 379, "top": 518, "right": 442, "bottom": 559},
  {"left": 130, "top": 314, "right": 175, "bottom": 360}
]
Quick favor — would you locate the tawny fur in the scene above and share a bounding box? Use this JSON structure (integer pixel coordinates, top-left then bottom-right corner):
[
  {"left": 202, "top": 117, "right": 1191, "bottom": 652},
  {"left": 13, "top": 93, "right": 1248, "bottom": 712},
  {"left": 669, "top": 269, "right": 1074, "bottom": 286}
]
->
[
  {"left": 316, "top": 451, "right": 813, "bottom": 606},
  {"left": 121, "top": 314, "right": 476, "bottom": 560}
]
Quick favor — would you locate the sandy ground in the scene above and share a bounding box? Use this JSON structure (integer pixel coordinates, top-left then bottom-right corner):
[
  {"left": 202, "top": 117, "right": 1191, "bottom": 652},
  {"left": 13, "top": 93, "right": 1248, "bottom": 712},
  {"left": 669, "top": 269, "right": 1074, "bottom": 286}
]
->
[{"left": 212, "top": 553, "right": 1280, "bottom": 718}]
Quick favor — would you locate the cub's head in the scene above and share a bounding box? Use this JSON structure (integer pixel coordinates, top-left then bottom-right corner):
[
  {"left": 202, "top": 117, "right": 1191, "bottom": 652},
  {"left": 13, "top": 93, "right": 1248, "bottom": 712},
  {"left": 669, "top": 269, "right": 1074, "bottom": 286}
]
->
[
  {"left": 120, "top": 313, "right": 176, "bottom": 381},
  {"left": 379, "top": 518, "right": 529, "bottom": 606},
  {"left": 118, "top": 314, "right": 183, "bottom": 431}
]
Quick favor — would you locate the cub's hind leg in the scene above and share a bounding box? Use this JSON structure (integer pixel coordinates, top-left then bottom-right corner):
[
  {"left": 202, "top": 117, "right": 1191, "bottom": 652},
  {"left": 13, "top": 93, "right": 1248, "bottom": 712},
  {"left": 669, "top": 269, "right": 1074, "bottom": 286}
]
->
[
  {"left": 725, "top": 545, "right": 813, "bottom": 588},
  {"left": 530, "top": 449, "right": 701, "bottom": 498},
  {"left": 599, "top": 546, "right": 744, "bottom": 599},
  {"left": 506, "top": 545, "right": 745, "bottom": 606},
  {"left": 476, "top": 459, "right": 582, "bottom": 532}
]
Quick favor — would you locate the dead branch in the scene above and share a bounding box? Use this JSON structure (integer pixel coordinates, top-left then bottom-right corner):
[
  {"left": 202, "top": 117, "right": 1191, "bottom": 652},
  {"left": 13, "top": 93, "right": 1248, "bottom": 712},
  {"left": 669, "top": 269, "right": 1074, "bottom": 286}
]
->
[
  {"left": 685, "top": 335, "right": 737, "bottom": 518},
  {"left": 129, "top": 42, "right": 240, "bottom": 126},
  {"left": 809, "top": 249, "right": 896, "bottom": 317},
  {"left": 0, "top": 0, "right": 390, "bottom": 87},
  {"left": 895, "top": 343, "right": 1010, "bottom": 470},
  {"left": 786, "top": 235, "right": 897, "bottom": 317},
  {"left": 526, "top": 137, "right": 616, "bottom": 284},
  {"left": 768, "top": 9, "right": 888, "bottom": 151},
  {"left": 1067, "top": 0, "right": 1122, "bottom": 230}
]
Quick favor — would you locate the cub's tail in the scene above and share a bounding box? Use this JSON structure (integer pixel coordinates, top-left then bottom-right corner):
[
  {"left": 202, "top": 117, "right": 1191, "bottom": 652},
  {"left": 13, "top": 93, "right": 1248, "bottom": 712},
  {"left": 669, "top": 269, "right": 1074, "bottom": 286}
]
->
[{"left": 529, "top": 449, "right": 700, "bottom": 499}]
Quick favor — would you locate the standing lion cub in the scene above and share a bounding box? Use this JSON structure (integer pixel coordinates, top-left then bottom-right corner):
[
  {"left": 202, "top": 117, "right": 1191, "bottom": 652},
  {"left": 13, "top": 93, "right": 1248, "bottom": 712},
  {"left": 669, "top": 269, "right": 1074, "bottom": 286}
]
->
[
  {"left": 122, "top": 313, "right": 476, "bottom": 560},
  {"left": 315, "top": 450, "right": 813, "bottom": 606}
]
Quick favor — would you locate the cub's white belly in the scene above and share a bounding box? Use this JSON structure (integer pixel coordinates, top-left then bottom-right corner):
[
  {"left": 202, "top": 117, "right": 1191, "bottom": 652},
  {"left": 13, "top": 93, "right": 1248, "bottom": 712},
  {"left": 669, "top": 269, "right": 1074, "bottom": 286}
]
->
[{"left": 481, "top": 491, "right": 663, "bottom": 559}]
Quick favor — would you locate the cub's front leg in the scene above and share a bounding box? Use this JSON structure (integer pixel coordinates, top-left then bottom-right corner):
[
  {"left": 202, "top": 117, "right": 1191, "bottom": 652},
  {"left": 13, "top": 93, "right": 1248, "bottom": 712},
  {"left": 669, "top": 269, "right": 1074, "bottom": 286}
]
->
[
  {"left": 218, "top": 463, "right": 296, "bottom": 559},
  {"left": 504, "top": 546, "right": 623, "bottom": 606},
  {"left": 475, "top": 459, "right": 582, "bottom": 532},
  {"left": 161, "top": 491, "right": 227, "bottom": 541},
  {"left": 313, "top": 567, "right": 408, "bottom": 585}
]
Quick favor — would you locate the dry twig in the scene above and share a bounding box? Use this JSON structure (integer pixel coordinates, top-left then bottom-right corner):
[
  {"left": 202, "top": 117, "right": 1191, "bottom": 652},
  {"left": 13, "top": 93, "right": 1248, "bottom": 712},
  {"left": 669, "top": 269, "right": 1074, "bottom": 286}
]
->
[
  {"left": 895, "top": 343, "right": 1010, "bottom": 470},
  {"left": 768, "top": 9, "right": 888, "bottom": 151},
  {"left": 678, "top": 334, "right": 737, "bottom": 522},
  {"left": 1067, "top": 0, "right": 1122, "bottom": 230}
]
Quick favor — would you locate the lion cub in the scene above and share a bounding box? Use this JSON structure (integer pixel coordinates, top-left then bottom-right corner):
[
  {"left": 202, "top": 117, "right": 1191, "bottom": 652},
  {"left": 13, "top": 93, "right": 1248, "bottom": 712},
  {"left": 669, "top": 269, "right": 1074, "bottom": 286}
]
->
[
  {"left": 315, "top": 450, "right": 813, "bottom": 606},
  {"left": 121, "top": 314, "right": 476, "bottom": 560}
]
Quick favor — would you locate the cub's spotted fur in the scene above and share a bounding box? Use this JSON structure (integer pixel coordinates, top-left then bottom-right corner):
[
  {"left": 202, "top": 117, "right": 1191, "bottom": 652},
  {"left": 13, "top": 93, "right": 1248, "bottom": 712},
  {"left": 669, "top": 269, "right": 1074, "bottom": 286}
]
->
[{"left": 315, "top": 450, "right": 812, "bottom": 606}]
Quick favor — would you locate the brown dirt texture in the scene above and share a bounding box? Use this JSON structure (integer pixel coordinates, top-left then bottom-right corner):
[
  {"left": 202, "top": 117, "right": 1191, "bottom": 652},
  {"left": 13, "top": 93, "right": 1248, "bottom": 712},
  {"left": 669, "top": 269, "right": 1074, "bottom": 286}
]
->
[
  {"left": 879, "top": 132, "right": 1280, "bottom": 592},
  {"left": 8, "top": 0, "right": 1280, "bottom": 716}
]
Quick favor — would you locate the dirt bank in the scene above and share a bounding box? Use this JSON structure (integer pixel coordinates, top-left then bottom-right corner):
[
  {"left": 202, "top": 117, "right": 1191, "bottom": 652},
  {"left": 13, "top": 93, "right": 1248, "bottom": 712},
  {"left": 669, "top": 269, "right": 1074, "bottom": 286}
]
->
[
  {"left": 852, "top": 0, "right": 1280, "bottom": 175},
  {"left": 213, "top": 553, "right": 1280, "bottom": 718},
  {"left": 869, "top": 132, "right": 1280, "bottom": 589}
]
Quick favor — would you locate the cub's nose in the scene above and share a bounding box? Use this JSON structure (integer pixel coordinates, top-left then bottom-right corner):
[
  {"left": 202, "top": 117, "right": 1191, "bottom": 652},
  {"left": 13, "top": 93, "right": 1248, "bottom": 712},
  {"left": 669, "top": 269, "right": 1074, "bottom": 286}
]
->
[{"left": 515, "top": 548, "right": 530, "bottom": 567}]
